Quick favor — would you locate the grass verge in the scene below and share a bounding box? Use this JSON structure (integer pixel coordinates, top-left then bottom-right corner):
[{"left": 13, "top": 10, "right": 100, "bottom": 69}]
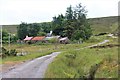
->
[
  {"left": 45, "top": 47, "right": 118, "bottom": 78},
  {"left": 2, "top": 50, "right": 56, "bottom": 64},
  {"left": 45, "top": 36, "right": 118, "bottom": 78}
]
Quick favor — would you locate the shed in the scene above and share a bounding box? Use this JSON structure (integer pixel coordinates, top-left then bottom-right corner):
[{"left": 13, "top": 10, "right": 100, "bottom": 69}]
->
[
  {"left": 59, "top": 37, "right": 69, "bottom": 44},
  {"left": 24, "top": 36, "right": 33, "bottom": 41}
]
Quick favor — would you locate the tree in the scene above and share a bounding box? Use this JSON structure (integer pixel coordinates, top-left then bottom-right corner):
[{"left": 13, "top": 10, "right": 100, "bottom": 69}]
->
[
  {"left": 52, "top": 3, "right": 92, "bottom": 41},
  {"left": 40, "top": 22, "right": 52, "bottom": 33},
  {"left": 2, "top": 29, "right": 8, "bottom": 38},
  {"left": 66, "top": 5, "right": 73, "bottom": 21},
  {"left": 2, "top": 30, "right": 9, "bottom": 43},
  {"left": 37, "top": 32, "right": 46, "bottom": 36},
  {"left": 10, "top": 34, "right": 18, "bottom": 43},
  {"left": 2, "top": 30, "right": 18, "bottom": 43},
  {"left": 52, "top": 14, "right": 65, "bottom": 36},
  {"left": 17, "top": 22, "right": 28, "bottom": 40},
  {"left": 17, "top": 22, "right": 40, "bottom": 40},
  {"left": 63, "top": 21, "right": 75, "bottom": 39},
  {"left": 27, "top": 23, "right": 40, "bottom": 37}
]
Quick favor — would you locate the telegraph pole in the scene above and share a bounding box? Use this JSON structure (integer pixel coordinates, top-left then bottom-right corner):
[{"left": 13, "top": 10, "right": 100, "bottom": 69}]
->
[
  {"left": 8, "top": 33, "right": 10, "bottom": 53},
  {"left": 0, "top": 25, "right": 2, "bottom": 80},
  {"left": 0, "top": 25, "right": 2, "bottom": 53}
]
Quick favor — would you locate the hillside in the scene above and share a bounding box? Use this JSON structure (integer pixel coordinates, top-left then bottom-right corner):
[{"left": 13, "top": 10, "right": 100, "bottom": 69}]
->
[
  {"left": 1, "top": 16, "right": 118, "bottom": 35},
  {"left": 2, "top": 25, "right": 18, "bottom": 34},
  {"left": 88, "top": 16, "right": 118, "bottom": 35}
]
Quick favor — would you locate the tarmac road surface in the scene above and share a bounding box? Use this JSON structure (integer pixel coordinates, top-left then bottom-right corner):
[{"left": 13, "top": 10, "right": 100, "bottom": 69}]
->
[{"left": 1, "top": 52, "right": 61, "bottom": 78}]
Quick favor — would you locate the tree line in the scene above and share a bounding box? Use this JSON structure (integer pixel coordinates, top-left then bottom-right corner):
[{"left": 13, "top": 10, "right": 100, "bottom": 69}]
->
[{"left": 17, "top": 22, "right": 52, "bottom": 40}]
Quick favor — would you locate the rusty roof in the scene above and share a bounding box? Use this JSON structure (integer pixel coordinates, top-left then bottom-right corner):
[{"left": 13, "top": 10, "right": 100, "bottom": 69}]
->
[{"left": 31, "top": 36, "right": 45, "bottom": 41}]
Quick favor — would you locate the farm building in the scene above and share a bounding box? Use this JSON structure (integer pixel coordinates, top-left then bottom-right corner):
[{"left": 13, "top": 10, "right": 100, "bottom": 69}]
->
[
  {"left": 23, "top": 35, "right": 70, "bottom": 44},
  {"left": 59, "top": 37, "right": 69, "bottom": 44},
  {"left": 24, "top": 36, "right": 33, "bottom": 41},
  {"left": 23, "top": 36, "right": 33, "bottom": 44},
  {"left": 31, "top": 36, "right": 45, "bottom": 43},
  {"left": 23, "top": 36, "right": 45, "bottom": 43}
]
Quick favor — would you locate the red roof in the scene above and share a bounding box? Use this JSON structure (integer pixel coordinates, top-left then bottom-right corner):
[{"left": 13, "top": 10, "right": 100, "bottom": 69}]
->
[
  {"left": 24, "top": 37, "right": 33, "bottom": 41},
  {"left": 31, "top": 36, "right": 45, "bottom": 41}
]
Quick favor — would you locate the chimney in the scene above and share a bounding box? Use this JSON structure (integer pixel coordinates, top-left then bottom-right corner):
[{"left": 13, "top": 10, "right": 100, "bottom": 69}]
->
[{"left": 26, "top": 35, "right": 28, "bottom": 38}]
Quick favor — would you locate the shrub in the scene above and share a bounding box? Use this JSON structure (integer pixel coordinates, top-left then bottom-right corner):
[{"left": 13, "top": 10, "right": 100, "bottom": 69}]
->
[
  {"left": 9, "top": 49, "right": 17, "bottom": 56},
  {"left": 1, "top": 47, "right": 17, "bottom": 58},
  {"left": 34, "top": 41, "right": 47, "bottom": 45},
  {"left": 65, "top": 53, "right": 76, "bottom": 67},
  {"left": 48, "top": 38, "right": 58, "bottom": 43},
  {"left": 1, "top": 47, "right": 7, "bottom": 58},
  {"left": 37, "top": 32, "right": 46, "bottom": 36},
  {"left": 86, "top": 36, "right": 100, "bottom": 43}
]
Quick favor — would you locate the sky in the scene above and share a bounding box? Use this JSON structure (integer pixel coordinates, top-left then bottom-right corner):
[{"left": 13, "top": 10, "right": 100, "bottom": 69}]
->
[{"left": 0, "top": 0, "right": 119, "bottom": 25}]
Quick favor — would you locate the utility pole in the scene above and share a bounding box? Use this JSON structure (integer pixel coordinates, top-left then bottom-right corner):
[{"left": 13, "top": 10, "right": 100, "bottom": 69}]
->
[
  {"left": 0, "top": 25, "right": 2, "bottom": 80},
  {"left": 8, "top": 33, "right": 10, "bottom": 53},
  {"left": 0, "top": 25, "right": 2, "bottom": 54}
]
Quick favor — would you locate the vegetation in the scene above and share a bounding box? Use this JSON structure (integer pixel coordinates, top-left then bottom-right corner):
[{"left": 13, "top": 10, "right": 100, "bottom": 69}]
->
[
  {"left": 52, "top": 4, "right": 92, "bottom": 40},
  {"left": 2, "top": 50, "right": 55, "bottom": 64},
  {"left": 39, "top": 22, "right": 52, "bottom": 33},
  {"left": 1, "top": 47, "right": 17, "bottom": 58},
  {"left": 45, "top": 48, "right": 118, "bottom": 78},
  {"left": 17, "top": 22, "right": 52, "bottom": 40},
  {"left": 17, "top": 22, "right": 40, "bottom": 40},
  {"left": 88, "top": 16, "right": 118, "bottom": 35},
  {"left": 2, "top": 25, "right": 18, "bottom": 34},
  {"left": 2, "top": 29, "right": 18, "bottom": 43},
  {"left": 37, "top": 31, "right": 46, "bottom": 36},
  {"left": 45, "top": 36, "right": 118, "bottom": 78},
  {"left": 2, "top": 44, "right": 56, "bottom": 64}
]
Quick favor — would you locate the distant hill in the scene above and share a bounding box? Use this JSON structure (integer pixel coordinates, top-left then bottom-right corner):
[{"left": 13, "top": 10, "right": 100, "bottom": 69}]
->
[
  {"left": 88, "top": 16, "right": 118, "bottom": 35},
  {"left": 2, "top": 25, "right": 18, "bottom": 34},
  {"left": 1, "top": 16, "right": 118, "bottom": 35}
]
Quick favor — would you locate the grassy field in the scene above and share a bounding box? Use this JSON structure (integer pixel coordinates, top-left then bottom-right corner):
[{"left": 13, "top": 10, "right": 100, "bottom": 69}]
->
[
  {"left": 1, "top": 16, "right": 118, "bottom": 35},
  {"left": 1, "top": 43, "right": 96, "bottom": 64},
  {"left": 2, "top": 50, "right": 55, "bottom": 64},
  {"left": 2, "top": 44, "right": 56, "bottom": 64},
  {"left": 45, "top": 35, "right": 118, "bottom": 78},
  {"left": 45, "top": 48, "right": 118, "bottom": 78},
  {"left": 1, "top": 34, "right": 107, "bottom": 64}
]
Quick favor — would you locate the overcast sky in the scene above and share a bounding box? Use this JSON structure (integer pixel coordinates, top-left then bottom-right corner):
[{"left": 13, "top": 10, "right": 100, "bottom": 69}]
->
[{"left": 0, "top": 0, "right": 119, "bottom": 25}]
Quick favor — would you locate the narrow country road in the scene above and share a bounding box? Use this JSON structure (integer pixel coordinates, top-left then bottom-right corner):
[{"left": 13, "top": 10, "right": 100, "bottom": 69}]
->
[{"left": 2, "top": 52, "right": 61, "bottom": 78}]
